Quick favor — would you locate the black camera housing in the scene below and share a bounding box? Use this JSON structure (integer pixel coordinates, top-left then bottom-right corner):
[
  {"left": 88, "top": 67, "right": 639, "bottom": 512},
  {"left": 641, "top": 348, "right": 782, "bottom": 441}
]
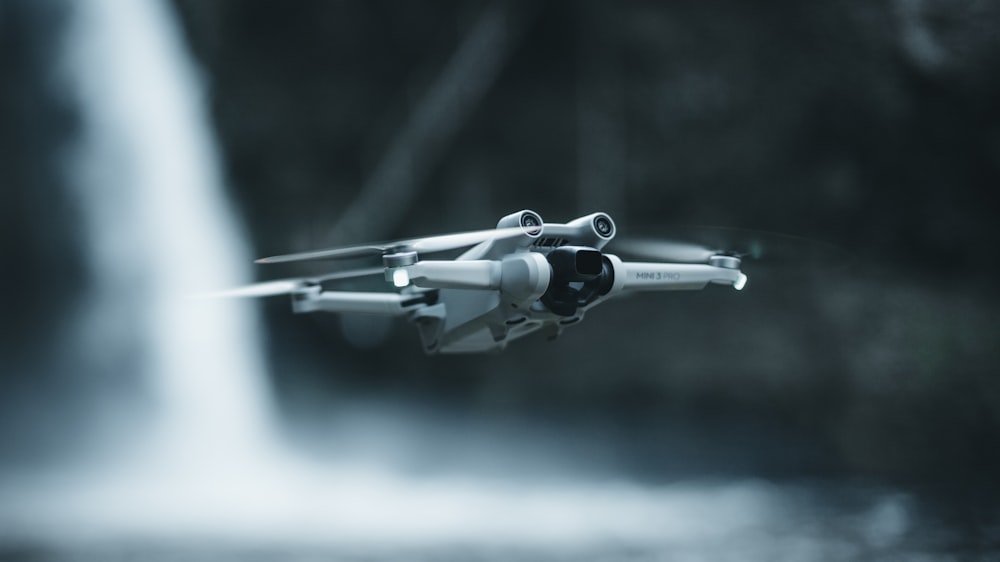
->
[{"left": 540, "top": 246, "right": 615, "bottom": 316}]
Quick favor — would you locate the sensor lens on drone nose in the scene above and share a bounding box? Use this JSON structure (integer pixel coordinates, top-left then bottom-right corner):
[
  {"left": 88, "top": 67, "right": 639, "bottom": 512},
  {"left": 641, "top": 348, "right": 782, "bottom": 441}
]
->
[
  {"left": 593, "top": 216, "right": 613, "bottom": 237},
  {"left": 520, "top": 213, "right": 542, "bottom": 234}
]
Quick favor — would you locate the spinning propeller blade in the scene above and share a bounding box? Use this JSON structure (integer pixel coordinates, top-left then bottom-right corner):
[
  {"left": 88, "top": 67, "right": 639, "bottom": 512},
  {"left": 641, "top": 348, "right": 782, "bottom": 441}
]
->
[
  {"left": 613, "top": 239, "right": 717, "bottom": 263},
  {"left": 312, "top": 267, "right": 387, "bottom": 282},
  {"left": 255, "top": 226, "right": 532, "bottom": 264},
  {"left": 614, "top": 226, "right": 851, "bottom": 269},
  {"left": 193, "top": 267, "right": 385, "bottom": 299},
  {"left": 193, "top": 279, "right": 305, "bottom": 299}
]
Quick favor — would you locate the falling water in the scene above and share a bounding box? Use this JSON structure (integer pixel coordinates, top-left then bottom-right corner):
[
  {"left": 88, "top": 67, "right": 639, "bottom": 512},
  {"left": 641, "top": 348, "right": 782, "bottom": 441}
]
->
[{"left": 60, "top": 0, "right": 275, "bottom": 465}]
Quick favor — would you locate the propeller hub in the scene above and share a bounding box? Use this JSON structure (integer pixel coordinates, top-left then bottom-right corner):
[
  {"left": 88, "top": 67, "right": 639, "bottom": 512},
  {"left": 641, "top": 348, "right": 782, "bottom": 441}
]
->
[
  {"left": 709, "top": 254, "right": 742, "bottom": 269},
  {"left": 383, "top": 251, "right": 418, "bottom": 267}
]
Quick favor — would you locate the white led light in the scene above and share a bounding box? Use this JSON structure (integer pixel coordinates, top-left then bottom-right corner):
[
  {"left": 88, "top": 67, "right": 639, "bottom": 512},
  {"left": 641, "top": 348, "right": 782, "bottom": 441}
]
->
[
  {"left": 734, "top": 273, "right": 748, "bottom": 291},
  {"left": 392, "top": 268, "right": 410, "bottom": 288}
]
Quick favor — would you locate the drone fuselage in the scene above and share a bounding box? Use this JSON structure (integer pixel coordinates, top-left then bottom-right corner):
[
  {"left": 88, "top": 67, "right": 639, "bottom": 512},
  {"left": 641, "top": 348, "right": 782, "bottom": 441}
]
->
[{"left": 403, "top": 211, "right": 601, "bottom": 353}]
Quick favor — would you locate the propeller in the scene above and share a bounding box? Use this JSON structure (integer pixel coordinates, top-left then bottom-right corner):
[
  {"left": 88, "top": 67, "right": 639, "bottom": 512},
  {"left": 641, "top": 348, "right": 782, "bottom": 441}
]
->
[
  {"left": 613, "top": 226, "right": 852, "bottom": 270},
  {"left": 255, "top": 226, "right": 533, "bottom": 265},
  {"left": 193, "top": 266, "right": 385, "bottom": 299}
]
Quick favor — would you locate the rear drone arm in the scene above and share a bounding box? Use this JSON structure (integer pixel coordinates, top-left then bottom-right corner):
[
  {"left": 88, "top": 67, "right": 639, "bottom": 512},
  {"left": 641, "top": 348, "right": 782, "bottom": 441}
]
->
[{"left": 291, "top": 286, "right": 427, "bottom": 316}]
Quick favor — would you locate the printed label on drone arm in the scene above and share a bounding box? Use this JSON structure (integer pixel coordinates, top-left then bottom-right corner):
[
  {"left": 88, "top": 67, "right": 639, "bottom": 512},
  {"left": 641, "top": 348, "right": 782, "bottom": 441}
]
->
[
  {"left": 633, "top": 271, "right": 681, "bottom": 281},
  {"left": 619, "top": 263, "right": 728, "bottom": 291}
]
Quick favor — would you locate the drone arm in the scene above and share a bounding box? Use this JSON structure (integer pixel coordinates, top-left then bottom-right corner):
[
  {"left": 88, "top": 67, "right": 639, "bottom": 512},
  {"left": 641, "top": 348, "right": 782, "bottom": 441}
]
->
[
  {"left": 401, "top": 260, "right": 502, "bottom": 290},
  {"left": 292, "top": 289, "right": 419, "bottom": 316},
  {"left": 609, "top": 257, "right": 747, "bottom": 292}
]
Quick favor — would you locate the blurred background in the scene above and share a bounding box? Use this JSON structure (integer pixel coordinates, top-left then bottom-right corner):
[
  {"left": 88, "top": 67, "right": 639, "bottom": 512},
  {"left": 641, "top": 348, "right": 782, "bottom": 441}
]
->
[{"left": 2, "top": 0, "right": 999, "bottom": 559}]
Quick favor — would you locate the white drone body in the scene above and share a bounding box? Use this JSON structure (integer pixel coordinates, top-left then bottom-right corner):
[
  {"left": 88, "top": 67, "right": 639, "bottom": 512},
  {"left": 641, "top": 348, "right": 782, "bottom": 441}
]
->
[{"left": 231, "top": 210, "right": 748, "bottom": 354}]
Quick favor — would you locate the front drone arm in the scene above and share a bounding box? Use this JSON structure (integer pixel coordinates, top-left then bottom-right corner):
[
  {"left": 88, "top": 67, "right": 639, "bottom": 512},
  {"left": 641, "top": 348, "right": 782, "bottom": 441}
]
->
[
  {"left": 399, "top": 254, "right": 745, "bottom": 294},
  {"left": 607, "top": 255, "right": 748, "bottom": 292},
  {"left": 402, "top": 260, "right": 502, "bottom": 290},
  {"left": 390, "top": 253, "right": 551, "bottom": 299}
]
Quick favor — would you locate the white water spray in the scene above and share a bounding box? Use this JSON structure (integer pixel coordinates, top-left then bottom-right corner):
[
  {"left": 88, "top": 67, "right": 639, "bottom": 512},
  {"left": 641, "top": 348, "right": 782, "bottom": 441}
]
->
[{"left": 61, "top": 0, "right": 274, "bottom": 465}]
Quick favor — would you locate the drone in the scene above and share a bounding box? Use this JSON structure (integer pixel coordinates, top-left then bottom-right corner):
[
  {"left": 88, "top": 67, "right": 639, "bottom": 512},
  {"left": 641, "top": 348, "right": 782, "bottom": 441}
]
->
[{"left": 215, "top": 210, "right": 751, "bottom": 354}]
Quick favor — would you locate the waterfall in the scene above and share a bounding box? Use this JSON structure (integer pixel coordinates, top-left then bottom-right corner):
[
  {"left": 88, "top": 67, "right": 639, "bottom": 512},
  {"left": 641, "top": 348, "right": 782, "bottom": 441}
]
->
[{"left": 60, "top": 0, "right": 275, "bottom": 465}]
